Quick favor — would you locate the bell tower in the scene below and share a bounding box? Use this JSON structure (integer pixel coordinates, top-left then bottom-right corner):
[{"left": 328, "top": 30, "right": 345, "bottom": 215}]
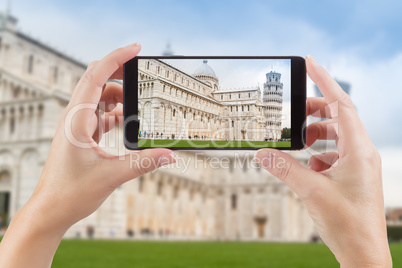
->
[{"left": 262, "top": 71, "right": 283, "bottom": 140}]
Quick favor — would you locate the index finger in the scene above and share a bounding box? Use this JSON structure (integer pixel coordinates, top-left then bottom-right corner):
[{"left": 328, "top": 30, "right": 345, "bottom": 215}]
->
[
  {"left": 305, "top": 55, "right": 370, "bottom": 157},
  {"left": 72, "top": 43, "right": 141, "bottom": 106}
]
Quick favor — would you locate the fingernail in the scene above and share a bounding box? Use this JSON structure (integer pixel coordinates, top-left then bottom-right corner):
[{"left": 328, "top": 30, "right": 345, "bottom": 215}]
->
[
  {"left": 126, "top": 43, "right": 141, "bottom": 48},
  {"left": 307, "top": 54, "right": 317, "bottom": 64}
]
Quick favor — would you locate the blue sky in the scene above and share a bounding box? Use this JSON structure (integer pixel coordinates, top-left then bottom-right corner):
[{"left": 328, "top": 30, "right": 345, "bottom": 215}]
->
[
  {"left": 5, "top": 0, "right": 402, "bottom": 205},
  {"left": 6, "top": 0, "right": 402, "bottom": 146}
]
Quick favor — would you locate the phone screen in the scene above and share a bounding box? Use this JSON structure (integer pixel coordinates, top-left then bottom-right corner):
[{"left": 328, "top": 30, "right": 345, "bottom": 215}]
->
[{"left": 124, "top": 57, "right": 302, "bottom": 150}]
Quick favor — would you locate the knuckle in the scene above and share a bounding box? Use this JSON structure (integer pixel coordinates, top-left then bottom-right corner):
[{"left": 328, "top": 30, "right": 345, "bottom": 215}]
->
[
  {"left": 88, "top": 60, "right": 99, "bottom": 69},
  {"left": 368, "top": 148, "right": 382, "bottom": 166},
  {"left": 81, "top": 62, "right": 97, "bottom": 84},
  {"left": 136, "top": 158, "right": 157, "bottom": 175},
  {"left": 277, "top": 160, "right": 292, "bottom": 183},
  {"left": 339, "top": 92, "right": 354, "bottom": 109},
  {"left": 114, "top": 47, "right": 125, "bottom": 55},
  {"left": 351, "top": 146, "right": 381, "bottom": 168}
]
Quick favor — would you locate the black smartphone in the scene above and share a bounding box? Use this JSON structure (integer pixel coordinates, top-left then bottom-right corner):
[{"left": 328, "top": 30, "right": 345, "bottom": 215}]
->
[{"left": 123, "top": 56, "right": 306, "bottom": 150}]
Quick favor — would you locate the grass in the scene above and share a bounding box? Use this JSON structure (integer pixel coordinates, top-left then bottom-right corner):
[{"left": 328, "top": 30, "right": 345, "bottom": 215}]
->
[
  {"left": 1, "top": 237, "right": 402, "bottom": 267},
  {"left": 138, "top": 138, "right": 291, "bottom": 148},
  {"left": 52, "top": 241, "right": 338, "bottom": 268}
]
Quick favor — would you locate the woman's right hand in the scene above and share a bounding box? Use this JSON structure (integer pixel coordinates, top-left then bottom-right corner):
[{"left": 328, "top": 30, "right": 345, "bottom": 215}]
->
[{"left": 255, "top": 55, "right": 392, "bottom": 267}]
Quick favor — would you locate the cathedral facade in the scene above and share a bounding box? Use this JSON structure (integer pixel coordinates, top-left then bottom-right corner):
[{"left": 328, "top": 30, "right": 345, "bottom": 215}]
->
[
  {"left": 138, "top": 59, "right": 284, "bottom": 141},
  {"left": 0, "top": 13, "right": 315, "bottom": 241}
]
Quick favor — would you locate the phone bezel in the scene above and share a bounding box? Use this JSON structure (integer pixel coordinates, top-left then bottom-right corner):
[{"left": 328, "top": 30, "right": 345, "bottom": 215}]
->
[{"left": 123, "top": 56, "right": 306, "bottom": 150}]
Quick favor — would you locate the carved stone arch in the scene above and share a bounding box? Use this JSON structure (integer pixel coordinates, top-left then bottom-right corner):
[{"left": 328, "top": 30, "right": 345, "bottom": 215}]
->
[
  {"left": 19, "top": 148, "right": 40, "bottom": 163},
  {"left": 18, "top": 105, "right": 24, "bottom": 115},
  {"left": 166, "top": 176, "right": 173, "bottom": 185},
  {"left": 0, "top": 150, "right": 16, "bottom": 168},
  {"left": 38, "top": 103, "right": 44, "bottom": 114},
  {"left": 18, "top": 148, "right": 41, "bottom": 206}
]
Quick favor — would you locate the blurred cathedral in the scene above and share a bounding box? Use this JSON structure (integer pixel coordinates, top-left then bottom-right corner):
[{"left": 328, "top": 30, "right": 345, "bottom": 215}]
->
[{"left": 0, "top": 12, "right": 316, "bottom": 241}]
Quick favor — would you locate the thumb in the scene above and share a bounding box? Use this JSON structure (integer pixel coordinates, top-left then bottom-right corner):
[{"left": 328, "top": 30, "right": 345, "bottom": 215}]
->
[
  {"left": 105, "top": 149, "right": 177, "bottom": 186},
  {"left": 255, "top": 149, "right": 323, "bottom": 200}
]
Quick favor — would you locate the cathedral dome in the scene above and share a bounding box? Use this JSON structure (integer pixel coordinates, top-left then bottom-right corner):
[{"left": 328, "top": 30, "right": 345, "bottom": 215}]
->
[{"left": 193, "top": 60, "right": 217, "bottom": 78}]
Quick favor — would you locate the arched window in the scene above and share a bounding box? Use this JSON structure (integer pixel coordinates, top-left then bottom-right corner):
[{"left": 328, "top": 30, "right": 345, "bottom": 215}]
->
[
  {"left": 173, "top": 109, "right": 176, "bottom": 117},
  {"left": 231, "top": 194, "right": 237, "bottom": 210},
  {"left": 10, "top": 117, "right": 15, "bottom": 134},
  {"left": 27, "top": 55, "right": 34, "bottom": 74},
  {"left": 230, "top": 106, "right": 232, "bottom": 112},
  {"left": 173, "top": 185, "right": 179, "bottom": 199},
  {"left": 232, "top": 120, "right": 234, "bottom": 127},
  {"left": 242, "top": 106, "right": 244, "bottom": 111},
  {"left": 53, "top": 66, "right": 58, "bottom": 83},
  {"left": 157, "top": 181, "right": 163, "bottom": 196},
  {"left": 0, "top": 170, "right": 11, "bottom": 184},
  {"left": 138, "top": 176, "right": 144, "bottom": 192},
  {"left": 236, "top": 106, "right": 238, "bottom": 112},
  {"left": 184, "top": 111, "right": 186, "bottom": 119},
  {"left": 166, "top": 70, "right": 169, "bottom": 78},
  {"left": 248, "top": 105, "right": 250, "bottom": 111},
  {"left": 147, "top": 61, "right": 150, "bottom": 70}
]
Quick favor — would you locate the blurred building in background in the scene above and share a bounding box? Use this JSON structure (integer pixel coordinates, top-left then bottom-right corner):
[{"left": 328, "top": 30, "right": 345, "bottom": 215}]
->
[
  {"left": 0, "top": 12, "right": 86, "bottom": 232},
  {"left": 0, "top": 12, "right": 315, "bottom": 241}
]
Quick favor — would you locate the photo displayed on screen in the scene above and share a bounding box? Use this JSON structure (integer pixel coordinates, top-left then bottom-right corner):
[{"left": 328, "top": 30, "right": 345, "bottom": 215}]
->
[{"left": 136, "top": 58, "right": 291, "bottom": 148}]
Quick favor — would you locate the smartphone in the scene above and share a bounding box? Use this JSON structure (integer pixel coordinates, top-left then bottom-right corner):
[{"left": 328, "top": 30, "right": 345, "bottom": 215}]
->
[{"left": 123, "top": 56, "right": 306, "bottom": 150}]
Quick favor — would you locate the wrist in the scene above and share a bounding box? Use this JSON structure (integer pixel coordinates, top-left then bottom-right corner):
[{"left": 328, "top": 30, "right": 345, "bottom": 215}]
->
[
  {"left": 0, "top": 196, "right": 69, "bottom": 268},
  {"left": 337, "top": 239, "right": 392, "bottom": 268}
]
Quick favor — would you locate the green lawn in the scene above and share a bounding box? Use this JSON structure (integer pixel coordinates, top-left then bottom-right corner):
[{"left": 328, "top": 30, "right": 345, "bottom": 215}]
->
[
  {"left": 138, "top": 138, "right": 291, "bottom": 148},
  {"left": 51, "top": 241, "right": 402, "bottom": 267},
  {"left": 53, "top": 241, "right": 337, "bottom": 268},
  {"left": 2, "top": 237, "right": 402, "bottom": 267}
]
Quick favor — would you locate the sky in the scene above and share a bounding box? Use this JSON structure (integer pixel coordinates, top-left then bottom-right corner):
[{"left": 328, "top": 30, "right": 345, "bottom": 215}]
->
[{"left": 5, "top": 0, "right": 402, "bottom": 206}]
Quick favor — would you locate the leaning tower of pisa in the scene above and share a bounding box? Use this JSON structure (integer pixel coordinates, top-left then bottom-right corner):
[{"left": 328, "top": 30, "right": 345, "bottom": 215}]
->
[{"left": 262, "top": 71, "right": 283, "bottom": 140}]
